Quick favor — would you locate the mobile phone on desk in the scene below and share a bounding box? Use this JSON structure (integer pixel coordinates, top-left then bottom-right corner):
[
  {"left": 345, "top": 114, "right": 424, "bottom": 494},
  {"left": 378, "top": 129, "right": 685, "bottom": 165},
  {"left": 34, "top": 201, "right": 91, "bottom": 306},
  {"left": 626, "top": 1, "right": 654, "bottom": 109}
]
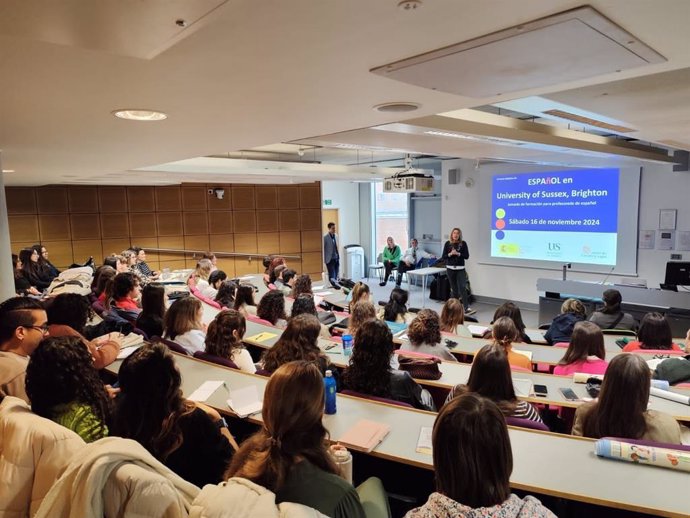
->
[
  {"left": 559, "top": 387, "right": 579, "bottom": 401},
  {"left": 534, "top": 384, "right": 548, "bottom": 397}
]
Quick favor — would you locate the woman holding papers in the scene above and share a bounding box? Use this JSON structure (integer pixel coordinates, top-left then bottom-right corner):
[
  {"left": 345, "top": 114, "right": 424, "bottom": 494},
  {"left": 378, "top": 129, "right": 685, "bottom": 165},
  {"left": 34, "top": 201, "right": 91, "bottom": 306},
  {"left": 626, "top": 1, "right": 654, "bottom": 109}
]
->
[{"left": 572, "top": 354, "right": 681, "bottom": 444}]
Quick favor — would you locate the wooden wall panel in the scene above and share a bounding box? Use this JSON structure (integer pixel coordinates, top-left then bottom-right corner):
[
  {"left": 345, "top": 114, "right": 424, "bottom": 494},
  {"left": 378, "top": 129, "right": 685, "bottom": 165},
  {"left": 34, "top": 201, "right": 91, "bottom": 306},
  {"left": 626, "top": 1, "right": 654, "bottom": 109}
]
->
[
  {"left": 301, "top": 231, "right": 322, "bottom": 253},
  {"left": 301, "top": 251, "right": 323, "bottom": 275},
  {"left": 98, "top": 187, "right": 128, "bottom": 213},
  {"left": 6, "top": 188, "right": 36, "bottom": 214},
  {"left": 39, "top": 215, "right": 71, "bottom": 240},
  {"left": 233, "top": 211, "right": 257, "bottom": 233},
  {"left": 70, "top": 214, "right": 101, "bottom": 240},
  {"left": 41, "top": 240, "right": 73, "bottom": 267},
  {"left": 299, "top": 183, "right": 321, "bottom": 208},
  {"left": 127, "top": 187, "right": 155, "bottom": 212},
  {"left": 207, "top": 184, "right": 232, "bottom": 211},
  {"left": 214, "top": 257, "right": 235, "bottom": 277},
  {"left": 9, "top": 215, "right": 40, "bottom": 242},
  {"left": 68, "top": 187, "right": 99, "bottom": 213},
  {"left": 36, "top": 187, "right": 68, "bottom": 213},
  {"left": 278, "top": 186, "right": 299, "bottom": 209},
  {"left": 209, "top": 234, "right": 234, "bottom": 254},
  {"left": 158, "top": 236, "right": 184, "bottom": 264},
  {"left": 155, "top": 186, "right": 182, "bottom": 211},
  {"left": 300, "top": 209, "right": 321, "bottom": 231},
  {"left": 234, "top": 233, "right": 257, "bottom": 254},
  {"left": 156, "top": 213, "right": 183, "bottom": 236},
  {"left": 279, "top": 232, "right": 301, "bottom": 254},
  {"left": 184, "top": 235, "right": 210, "bottom": 254},
  {"left": 279, "top": 210, "right": 299, "bottom": 231},
  {"left": 101, "top": 238, "right": 132, "bottom": 257},
  {"left": 232, "top": 186, "right": 256, "bottom": 210},
  {"left": 100, "top": 215, "right": 130, "bottom": 239},
  {"left": 183, "top": 212, "right": 209, "bottom": 235},
  {"left": 255, "top": 186, "right": 278, "bottom": 209},
  {"left": 256, "top": 211, "right": 279, "bottom": 233},
  {"left": 72, "top": 239, "right": 102, "bottom": 263},
  {"left": 129, "top": 213, "right": 157, "bottom": 237},
  {"left": 208, "top": 211, "right": 233, "bottom": 234},
  {"left": 234, "top": 258, "right": 260, "bottom": 276},
  {"left": 181, "top": 186, "right": 208, "bottom": 211}
]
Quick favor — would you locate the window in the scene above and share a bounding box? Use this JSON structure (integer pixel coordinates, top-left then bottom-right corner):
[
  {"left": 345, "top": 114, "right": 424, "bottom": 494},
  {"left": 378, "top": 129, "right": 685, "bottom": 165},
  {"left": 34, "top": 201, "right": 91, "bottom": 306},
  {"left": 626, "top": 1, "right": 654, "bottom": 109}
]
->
[{"left": 374, "top": 182, "right": 408, "bottom": 257}]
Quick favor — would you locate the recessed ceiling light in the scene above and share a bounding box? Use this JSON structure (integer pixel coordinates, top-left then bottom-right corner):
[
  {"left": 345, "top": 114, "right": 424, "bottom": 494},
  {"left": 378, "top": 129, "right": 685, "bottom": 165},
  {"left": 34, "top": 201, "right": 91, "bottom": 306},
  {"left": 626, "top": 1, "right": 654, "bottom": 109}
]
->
[
  {"left": 2, "top": 169, "right": 15, "bottom": 173},
  {"left": 374, "top": 102, "right": 420, "bottom": 113},
  {"left": 112, "top": 109, "right": 168, "bottom": 121}
]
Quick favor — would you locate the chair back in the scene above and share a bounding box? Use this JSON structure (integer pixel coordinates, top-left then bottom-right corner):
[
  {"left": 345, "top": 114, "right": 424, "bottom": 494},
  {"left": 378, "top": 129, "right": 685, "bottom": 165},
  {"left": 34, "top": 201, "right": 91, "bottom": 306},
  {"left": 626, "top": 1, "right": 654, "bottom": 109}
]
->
[
  {"left": 510, "top": 365, "right": 532, "bottom": 373},
  {"left": 341, "top": 389, "right": 414, "bottom": 408},
  {"left": 505, "top": 416, "right": 550, "bottom": 432},
  {"left": 190, "top": 289, "right": 222, "bottom": 309},
  {"left": 254, "top": 368, "right": 271, "bottom": 377},
  {"left": 395, "top": 349, "right": 436, "bottom": 360},
  {"left": 675, "top": 382, "right": 690, "bottom": 388},
  {"left": 246, "top": 314, "right": 275, "bottom": 327},
  {"left": 156, "top": 337, "right": 190, "bottom": 356},
  {"left": 601, "top": 329, "right": 637, "bottom": 336},
  {"left": 193, "top": 351, "right": 239, "bottom": 369},
  {"left": 554, "top": 342, "right": 570, "bottom": 348}
]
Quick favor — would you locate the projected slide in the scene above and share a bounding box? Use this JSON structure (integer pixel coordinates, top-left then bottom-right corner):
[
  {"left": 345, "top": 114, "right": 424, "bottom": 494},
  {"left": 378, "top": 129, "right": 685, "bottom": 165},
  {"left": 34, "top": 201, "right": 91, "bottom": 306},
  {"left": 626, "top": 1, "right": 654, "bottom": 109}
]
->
[{"left": 491, "top": 168, "right": 619, "bottom": 266}]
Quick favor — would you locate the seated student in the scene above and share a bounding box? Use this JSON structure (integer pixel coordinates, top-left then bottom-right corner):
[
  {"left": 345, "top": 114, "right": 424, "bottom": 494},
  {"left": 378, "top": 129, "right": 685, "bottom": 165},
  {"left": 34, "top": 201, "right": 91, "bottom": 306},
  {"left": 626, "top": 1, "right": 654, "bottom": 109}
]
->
[
  {"left": 544, "top": 298, "right": 586, "bottom": 345},
  {"left": 202, "top": 269, "right": 227, "bottom": 299},
  {"left": 261, "top": 314, "right": 335, "bottom": 378},
  {"left": 290, "top": 294, "right": 331, "bottom": 339},
  {"left": 572, "top": 353, "right": 681, "bottom": 443},
  {"left": 0, "top": 298, "right": 48, "bottom": 402},
  {"left": 226, "top": 361, "right": 367, "bottom": 518},
  {"left": 347, "top": 282, "right": 371, "bottom": 313},
  {"left": 622, "top": 312, "right": 684, "bottom": 352},
  {"left": 406, "top": 393, "right": 556, "bottom": 518},
  {"left": 379, "top": 236, "right": 402, "bottom": 287},
  {"left": 344, "top": 320, "right": 435, "bottom": 411},
  {"left": 90, "top": 265, "right": 115, "bottom": 299},
  {"left": 654, "top": 329, "right": 690, "bottom": 385},
  {"left": 379, "top": 287, "right": 412, "bottom": 324},
  {"left": 94, "top": 267, "right": 117, "bottom": 306},
  {"left": 395, "top": 238, "right": 434, "bottom": 288},
  {"left": 110, "top": 272, "right": 142, "bottom": 313},
  {"left": 262, "top": 256, "right": 272, "bottom": 277},
  {"left": 491, "top": 317, "right": 532, "bottom": 371},
  {"left": 12, "top": 253, "right": 40, "bottom": 296},
  {"left": 481, "top": 302, "right": 533, "bottom": 344},
  {"left": 121, "top": 249, "right": 146, "bottom": 285},
  {"left": 113, "top": 343, "right": 235, "bottom": 488},
  {"left": 233, "top": 284, "right": 258, "bottom": 316},
  {"left": 445, "top": 344, "right": 543, "bottom": 424},
  {"left": 266, "top": 257, "right": 286, "bottom": 284},
  {"left": 202, "top": 251, "right": 218, "bottom": 272},
  {"left": 257, "top": 290, "right": 288, "bottom": 328},
  {"left": 205, "top": 310, "right": 256, "bottom": 373},
  {"left": 33, "top": 244, "right": 59, "bottom": 281},
  {"left": 19, "top": 248, "right": 51, "bottom": 291},
  {"left": 135, "top": 283, "right": 167, "bottom": 339},
  {"left": 290, "top": 274, "right": 313, "bottom": 299},
  {"left": 588, "top": 288, "right": 637, "bottom": 331},
  {"left": 439, "top": 298, "right": 472, "bottom": 338},
  {"left": 346, "top": 301, "right": 378, "bottom": 339},
  {"left": 46, "top": 293, "right": 121, "bottom": 369},
  {"left": 25, "top": 336, "right": 110, "bottom": 443},
  {"left": 190, "top": 258, "right": 212, "bottom": 290},
  {"left": 164, "top": 296, "right": 206, "bottom": 355},
  {"left": 401, "top": 309, "right": 458, "bottom": 362},
  {"left": 554, "top": 321, "right": 608, "bottom": 376},
  {"left": 269, "top": 264, "right": 287, "bottom": 286},
  {"left": 132, "top": 247, "right": 159, "bottom": 280},
  {"left": 275, "top": 268, "right": 296, "bottom": 296},
  {"left": 215, "top": 279, "right": 238, "bottom": 308}
]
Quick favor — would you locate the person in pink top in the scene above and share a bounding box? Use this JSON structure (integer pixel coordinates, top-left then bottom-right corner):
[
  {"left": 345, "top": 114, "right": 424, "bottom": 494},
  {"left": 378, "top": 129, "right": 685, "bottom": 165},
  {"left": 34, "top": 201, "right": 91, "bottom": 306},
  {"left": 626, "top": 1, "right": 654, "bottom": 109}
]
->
[
  {"left": 621, "top": 312, "right": 684, "bottom": 353},
  {"left": 554, "top": 321, "right": 608, "bottom": 376}
]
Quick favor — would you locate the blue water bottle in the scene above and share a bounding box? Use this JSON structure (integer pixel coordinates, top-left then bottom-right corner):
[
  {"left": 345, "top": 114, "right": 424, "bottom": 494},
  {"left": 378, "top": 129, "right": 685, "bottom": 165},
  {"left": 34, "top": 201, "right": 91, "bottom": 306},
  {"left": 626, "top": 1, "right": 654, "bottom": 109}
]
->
[
  {"left": 324, "top": 370, "right": 337, "bottom": 414},
  {"left": 342, "top": 334, "right": 353, "bottom": 357}
]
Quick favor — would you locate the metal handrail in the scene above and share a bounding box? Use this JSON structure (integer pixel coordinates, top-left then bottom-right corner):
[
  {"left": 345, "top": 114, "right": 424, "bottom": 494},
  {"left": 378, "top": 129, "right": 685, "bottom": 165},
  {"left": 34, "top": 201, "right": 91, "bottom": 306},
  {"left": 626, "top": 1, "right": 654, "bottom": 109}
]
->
[{"left": 145, "top": 247, "right": 301, "bottom": 262}]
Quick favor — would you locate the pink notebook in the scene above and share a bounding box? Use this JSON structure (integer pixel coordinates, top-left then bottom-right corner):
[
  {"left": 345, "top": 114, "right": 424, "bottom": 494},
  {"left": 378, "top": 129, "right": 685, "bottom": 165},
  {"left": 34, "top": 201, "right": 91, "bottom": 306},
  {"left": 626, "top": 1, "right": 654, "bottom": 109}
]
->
[{"left": 337, "top": 419, "right": 391, "bottom": 453}]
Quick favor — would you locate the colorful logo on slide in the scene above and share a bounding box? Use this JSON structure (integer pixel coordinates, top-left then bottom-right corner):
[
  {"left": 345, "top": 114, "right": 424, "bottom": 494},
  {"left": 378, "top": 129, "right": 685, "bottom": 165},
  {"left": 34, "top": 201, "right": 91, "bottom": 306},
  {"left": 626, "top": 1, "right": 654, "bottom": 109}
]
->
[
  {"left": 495, "top": 208, "right": 506, "bottom": 240},
  {"left": 499, "top": 243, "right": 519, "bottom": 256}
]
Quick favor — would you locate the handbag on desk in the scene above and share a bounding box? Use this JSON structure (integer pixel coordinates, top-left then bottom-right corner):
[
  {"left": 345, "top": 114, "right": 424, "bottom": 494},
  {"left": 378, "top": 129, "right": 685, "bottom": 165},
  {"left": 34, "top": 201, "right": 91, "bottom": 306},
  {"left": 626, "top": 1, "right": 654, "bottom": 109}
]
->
[{"left": 398, "top": 355, "right": 442, "bottom": 380}]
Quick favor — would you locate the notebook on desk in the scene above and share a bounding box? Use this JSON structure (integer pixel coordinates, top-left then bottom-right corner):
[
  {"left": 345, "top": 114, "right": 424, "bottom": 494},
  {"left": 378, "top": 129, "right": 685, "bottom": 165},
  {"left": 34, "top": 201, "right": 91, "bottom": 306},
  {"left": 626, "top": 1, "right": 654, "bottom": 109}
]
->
[{"left": 337, "top": 419, "right": 391, "bottom": 453}]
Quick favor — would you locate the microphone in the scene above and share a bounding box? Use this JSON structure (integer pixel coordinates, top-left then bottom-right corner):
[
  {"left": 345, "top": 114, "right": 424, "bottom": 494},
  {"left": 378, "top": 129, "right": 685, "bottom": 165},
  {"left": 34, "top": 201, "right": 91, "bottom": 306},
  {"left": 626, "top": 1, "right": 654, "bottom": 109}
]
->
[
  {"left": 601, "top": 266, "right": 616, "bottom": 285},
  {"left": 562, "top": 263, "right": 572, "bottom": 281}
]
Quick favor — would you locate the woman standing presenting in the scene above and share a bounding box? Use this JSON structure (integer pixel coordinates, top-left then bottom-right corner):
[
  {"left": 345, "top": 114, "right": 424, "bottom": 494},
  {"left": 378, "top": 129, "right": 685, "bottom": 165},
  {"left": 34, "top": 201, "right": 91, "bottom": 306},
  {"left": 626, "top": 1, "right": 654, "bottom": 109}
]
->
[{"left": 441, "top": 227, "right": 474, "bottom": 315}]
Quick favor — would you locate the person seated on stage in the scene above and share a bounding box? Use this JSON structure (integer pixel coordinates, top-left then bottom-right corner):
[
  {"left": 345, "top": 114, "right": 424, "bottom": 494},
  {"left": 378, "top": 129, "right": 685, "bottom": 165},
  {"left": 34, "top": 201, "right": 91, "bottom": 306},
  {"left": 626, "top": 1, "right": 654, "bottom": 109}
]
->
[
  {"left": 572, "top": 353, "right": 681, "bottom": 444},
  {"left": 406, "top": 393, "right": 556, "bottom": 518},
  {"left": 46, "top": 293, "right": 121, "bottom": 369},
  {"left": 164, "top": 296, "right": 206, "bottom": 355},
  {"left": 131, "top": 247, "right": 160, "bottom": 281},
  {"left": 233, "top": 284, "right": 258, "bottom": 317},
  {"left": 275, "top": 268, "right": 296, "bottom": 296},
  {"left": 445, "top": 344, "right": 543, "bottom": 424},
  {"left": 257, "top": 290, "right": 288, "bottom": 329},
  {"left": 215, "top": 279, "right": 238, "bottom": 309},
  {"left": 290, "top": 294, "right": 331, "bottom": 339},
  {"left": 379, "top": 287, "right": 411, "bottom": 324},
  {"left": 345, "top": 319, "right": 435, "bottom": 411},
  {"left": 190, "top": 258, "right": 213, "bottom": 291},
  {"left": 439, "top": 299, "right": 472, "bottom": 338},
  {"left": 347, "top": 301, "right": 378, "bottom": 339},
  {"left": 110, "top": 272, "right": 142, "bottom": 314},
  {"left": 136, "top": 283, "right": 167, "bottom": 339},
  {"left": 395, "top": 238, "right": 435, "bottom": 288},
  {"left": 226, "top": 361, "right": 368, "bottom": 518},
  {"left": 202, "top": 251, "right": 218, "bottom": 272},
  {"left": 12, "top": 253, "right": 40, "bottom": 296},
  {"left": 290, "top": 274, "right": 313, "bottom": 300},
  {"left": 19, "top": 248, "right": 51, "bottom": 291},
  {"left": 553, "top": 321, "right": 608, "bottom": 376},
  {"left": 113, "top": 343, "right": 236, "bottom": 488},
  {"left": 588, "top": 288, "right": 637, "bottom": 331},
  {"left": 0, "top": 297, "right": 47, "bottom": 403},
  {"left": 205, "top": 309, "right": 255, "bottom": 373},
  {"left": 202, "top": 269, "right": 227, "bottom": 300},
  {"left": 491, "top": 317, "right": 532, "bottom": 371},
  {"left": 261, "top": 314, "right": 335, "bottom": 380},
  {"left": 32, "top": 244, "right": 60, "bottom": 282},
  {"left": 347, "top": 282, "right": 370, "bottom": 313},
  {"left": 544, "top": 298, "right": 587, "bottom": 345},
  {"left": 622, "top": 312, "right": 684, "bottom": 352},
  {"left": 25, "top": 337, "right": 110, "bottom": 443},
  {"left": 379, "top": 236, "right": 402, "bottom": 287},
  {"left": 400, "top": 309, "right": 458, "bottom": 362},
  {"left": 481, "top": 301, "right": 532, "bottom": 344}
]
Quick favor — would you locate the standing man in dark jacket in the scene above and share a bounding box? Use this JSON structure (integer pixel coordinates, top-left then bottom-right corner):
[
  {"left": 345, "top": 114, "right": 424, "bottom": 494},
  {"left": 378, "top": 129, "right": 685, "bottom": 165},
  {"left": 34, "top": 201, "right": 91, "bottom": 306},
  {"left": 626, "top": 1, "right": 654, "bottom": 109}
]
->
[{"left": 323, "top": 222, "right": 340, "bottom": 289}]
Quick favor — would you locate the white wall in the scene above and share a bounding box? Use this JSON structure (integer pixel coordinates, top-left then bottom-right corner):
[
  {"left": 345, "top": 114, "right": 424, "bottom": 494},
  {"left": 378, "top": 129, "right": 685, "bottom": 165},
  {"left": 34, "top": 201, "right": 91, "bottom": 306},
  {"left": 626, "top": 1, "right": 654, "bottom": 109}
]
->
[
  {"left": 321, "top": 179, "right": 362, "bottom": 253},
  {"left": 441, "top": 159, "right": 688, "bottom": 304}
]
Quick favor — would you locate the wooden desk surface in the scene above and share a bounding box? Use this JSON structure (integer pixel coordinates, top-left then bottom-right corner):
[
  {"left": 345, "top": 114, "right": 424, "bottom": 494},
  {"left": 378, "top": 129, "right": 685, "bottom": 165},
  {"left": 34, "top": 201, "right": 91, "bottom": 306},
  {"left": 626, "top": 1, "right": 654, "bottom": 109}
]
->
[{"left": 107, "top": 353, "right": 690, "bottom": 518}]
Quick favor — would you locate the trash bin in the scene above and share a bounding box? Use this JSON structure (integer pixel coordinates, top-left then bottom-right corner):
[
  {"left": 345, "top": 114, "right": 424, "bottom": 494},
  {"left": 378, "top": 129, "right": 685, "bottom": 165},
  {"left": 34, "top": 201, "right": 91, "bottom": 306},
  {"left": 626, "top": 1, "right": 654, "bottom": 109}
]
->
[{"left": 344, "top": 245, "right": 364, "bottom": 281}]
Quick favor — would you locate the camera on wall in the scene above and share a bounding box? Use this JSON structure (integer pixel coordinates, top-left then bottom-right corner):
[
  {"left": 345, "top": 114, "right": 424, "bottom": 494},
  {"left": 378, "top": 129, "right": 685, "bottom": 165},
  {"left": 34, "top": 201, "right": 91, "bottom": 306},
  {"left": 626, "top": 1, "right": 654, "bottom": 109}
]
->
[{"left": 208, "top": 188, "right": 225, "bottom": 200}]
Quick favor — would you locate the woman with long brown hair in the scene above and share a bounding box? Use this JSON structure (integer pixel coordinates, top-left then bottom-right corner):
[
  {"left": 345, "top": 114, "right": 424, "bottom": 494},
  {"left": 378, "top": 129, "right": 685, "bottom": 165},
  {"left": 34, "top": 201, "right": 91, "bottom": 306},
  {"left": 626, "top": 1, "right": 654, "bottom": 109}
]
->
[
  {"left": 225, "top": 361, "right": 365, "bottom": 518},
  {"left": 572, "top": 353, "right": 681, "bottom": 443},
  {"left": 347, "top": 301, "right": 377, "bottom": 339},
  {"left": 164, "top": 296, "right": 205, "bottom": 354},
  {"left": 554, "top": 321, "right": 608, "bottom": 376},
  {"left": 113, "top": 343, "right": 235, "bottom": 487},
  {"left": 205, "top": 309, "right": 255, "bottom": 373},
  {"left": 439, "top": 298, "right": 471, "bottom": 337},
  {"left": 491, "top": 316, "right": 531, "bottom": 370},
  {"left": 257, "top": 290, "right": 288, "bottom": 328},
  {"left": 347, "top": 282, "right": 370, "bottom": 313}
]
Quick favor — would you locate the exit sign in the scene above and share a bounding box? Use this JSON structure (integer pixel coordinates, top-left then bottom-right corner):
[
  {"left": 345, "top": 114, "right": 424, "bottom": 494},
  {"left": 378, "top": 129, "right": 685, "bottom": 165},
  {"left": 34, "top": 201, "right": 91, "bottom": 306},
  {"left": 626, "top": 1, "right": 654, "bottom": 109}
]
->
[{"left": 324, "top": 199, "right": 332, "bottom": 206}]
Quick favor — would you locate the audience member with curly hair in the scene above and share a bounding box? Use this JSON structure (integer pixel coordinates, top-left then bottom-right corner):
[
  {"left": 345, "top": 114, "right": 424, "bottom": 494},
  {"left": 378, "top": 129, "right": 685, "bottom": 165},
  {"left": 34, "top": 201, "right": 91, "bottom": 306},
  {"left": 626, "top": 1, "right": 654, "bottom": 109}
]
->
[
  {"left": 347, "top": 282, "right": 370, "bottom": 313},
  {"left": 401, "top": 309, "right": 457, "bottom": 362},
  {"left": 347, "top": 301, "right": 377, "bottom": 339},
  {"left": 344, "top": 320, "right": 435, "bottom": 411},
  {"left": 257, "top": 290, "right": 288, "bottom": 328},
  {"left": 26, "top": 336, "right": 111, "bottom": 442},
  {"left": 215, "top": 279, "right": 238, "bottom": 309},
  {"left": 205, "top": 309, "right": 255, "bottom": 373},
  {"left": 290, "top": 274, "right": 313, "bottom": 299}
]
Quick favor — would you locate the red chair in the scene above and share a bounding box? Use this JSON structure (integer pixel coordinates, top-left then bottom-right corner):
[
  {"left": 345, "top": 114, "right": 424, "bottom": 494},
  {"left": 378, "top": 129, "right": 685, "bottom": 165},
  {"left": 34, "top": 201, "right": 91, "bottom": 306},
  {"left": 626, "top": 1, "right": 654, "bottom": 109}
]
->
[
  {"left": 155, "top": 337, "right": 190, "bottom": 356},
  {"left": 505, "top": 416, "right": 550, "bottom": 432},
  {"left": 193, "top": 351, "right": 239, "bottom": 369},
  {"left": 341, "top": 389, "right": 414, "bottom": 408},
  {"left": 675, "top": 382, "right": 690, "bottom": 388},
  {"left": 510, "top": 365, "right": 532, "bottom": 373},
  {"left": 554, "top": 342, "right": 569, "bottom": 348},
  {"left": 246, "top": 314, "right": 275, "bottom": 327}
]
